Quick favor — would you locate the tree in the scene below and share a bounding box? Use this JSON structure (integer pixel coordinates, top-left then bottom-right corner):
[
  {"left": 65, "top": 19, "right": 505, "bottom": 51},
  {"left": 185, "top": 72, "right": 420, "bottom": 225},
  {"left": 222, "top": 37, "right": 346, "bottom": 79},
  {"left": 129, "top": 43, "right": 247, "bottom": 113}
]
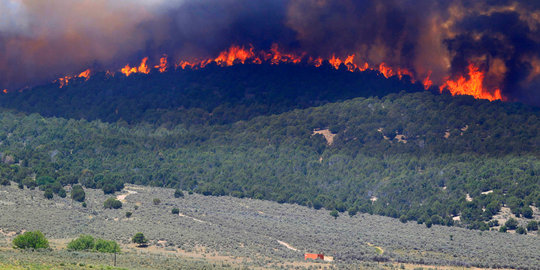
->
[
  {"left": 174, "top": 189, "right": 184, "bottom": 198},
  {"left": 505, "top": 218, "right": 518, "bottom": 230},
  {"left": 71, "top": 185, "right": 85, "bottom": 202},
  {"left": 125, "top": 212, "right": 132, "bottom": 218},
  {"left": 330, "top": 210, "right": 339, "bottom": 219},
  {"left": 153, "top": 198, "right": 161, "bottom": 205},
  {"left": 171, "top": 208, "right": 179, "bottom": 215},
  {"left": 103, "top": 198, "right": 122, "bottom": 209},
  {"left": 44, "top": 189, "right": 54, "bottom": 200},
  {"left": 12, "top": 231, "right": 50, "bottom": 249},
  {"left": 132, "top": 232, "right": 148, "bottom": 247}
]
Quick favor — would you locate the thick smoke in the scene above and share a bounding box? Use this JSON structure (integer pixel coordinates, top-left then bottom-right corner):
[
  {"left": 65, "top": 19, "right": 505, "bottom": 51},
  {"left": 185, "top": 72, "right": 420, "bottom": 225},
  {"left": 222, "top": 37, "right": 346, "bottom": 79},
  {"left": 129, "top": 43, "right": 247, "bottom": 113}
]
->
[{"left": 1, "top": 0, "right": 540, "bottom": 105}]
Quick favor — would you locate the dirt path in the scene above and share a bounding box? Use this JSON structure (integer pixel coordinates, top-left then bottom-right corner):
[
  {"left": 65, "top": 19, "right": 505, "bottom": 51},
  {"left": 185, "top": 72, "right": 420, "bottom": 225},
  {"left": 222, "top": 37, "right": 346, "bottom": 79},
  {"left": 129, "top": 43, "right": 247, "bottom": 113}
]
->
[
  {"left": 116, "top": 189, "right": 137, "bottom": 202},
  {"left": 277, "top": 240, "right": 298, "bottom": 251},
  {"left": 178, "top": 213, "right": 207, "bottom": 223}
]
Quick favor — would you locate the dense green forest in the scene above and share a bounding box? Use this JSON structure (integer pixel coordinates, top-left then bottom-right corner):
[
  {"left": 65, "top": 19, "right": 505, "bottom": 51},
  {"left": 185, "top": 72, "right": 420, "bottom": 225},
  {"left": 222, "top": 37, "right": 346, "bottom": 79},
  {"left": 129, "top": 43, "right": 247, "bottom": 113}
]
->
[
  {"left": 0, "top": 63, "right": 425, "bottom": 126},
  {"left": 0, "top": 81, "right": 538, "bottom": 230}
]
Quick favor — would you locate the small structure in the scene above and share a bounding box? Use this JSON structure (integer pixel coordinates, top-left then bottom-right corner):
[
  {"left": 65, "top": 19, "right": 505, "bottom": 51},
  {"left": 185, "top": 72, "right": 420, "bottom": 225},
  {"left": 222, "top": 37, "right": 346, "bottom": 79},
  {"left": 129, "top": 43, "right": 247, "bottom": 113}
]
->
[{"left": 305, "top": 253, "right": 324, "bottom": 260}]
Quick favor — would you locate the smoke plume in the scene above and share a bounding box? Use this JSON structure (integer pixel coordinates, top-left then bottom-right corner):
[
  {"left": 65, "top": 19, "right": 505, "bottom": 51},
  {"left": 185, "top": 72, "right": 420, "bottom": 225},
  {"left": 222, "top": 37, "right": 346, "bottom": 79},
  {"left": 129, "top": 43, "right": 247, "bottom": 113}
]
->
[{"left": 1, "top": 0, "right": 540, "bottom": 105}]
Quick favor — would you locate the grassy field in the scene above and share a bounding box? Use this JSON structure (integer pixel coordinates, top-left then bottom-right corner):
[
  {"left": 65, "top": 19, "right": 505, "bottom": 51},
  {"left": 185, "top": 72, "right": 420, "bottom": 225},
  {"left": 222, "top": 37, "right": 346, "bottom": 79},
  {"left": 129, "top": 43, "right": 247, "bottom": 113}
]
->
[{"left": 1, "top": 183, "right": 539, "bottom": 269}]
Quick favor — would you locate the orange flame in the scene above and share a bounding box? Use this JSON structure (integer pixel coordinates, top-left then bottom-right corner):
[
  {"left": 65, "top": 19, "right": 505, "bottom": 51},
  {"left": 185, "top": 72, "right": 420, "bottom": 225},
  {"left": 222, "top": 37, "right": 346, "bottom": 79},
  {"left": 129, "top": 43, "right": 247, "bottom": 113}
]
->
[
  {"left": 379, "top": 63, "right": 394, "bottom": 78},
  {"left": 422, "top": 71, "right": 433, "bottom": 89},
  {"left": 440, "top": 64, "right": 503, "bottom": 101},
  {"left": 2, "top": 89, "right": 7, "bottom": 94},
  {"left": 78, "top": 69, "right": 91, "bottom": 80},
  {"left": 44, "top": 44, "right": 505, "bottom": 102},
  {"left": 155, "top": 56, "right": 168, "bottom": 72}
]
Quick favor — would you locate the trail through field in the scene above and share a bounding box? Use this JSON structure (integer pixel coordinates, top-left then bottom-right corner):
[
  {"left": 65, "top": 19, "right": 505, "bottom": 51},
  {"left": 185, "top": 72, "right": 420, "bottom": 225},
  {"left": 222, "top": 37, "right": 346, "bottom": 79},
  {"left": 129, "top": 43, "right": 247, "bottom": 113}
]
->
[
  {"left": 178, "top": 213, "right": 207, "bottom": 223},
  {"left": 277, "top": 240, "right": 298, "bottom": 251},
  {"left": 116, "top": 189, "right": 137, "bottom": 202}
]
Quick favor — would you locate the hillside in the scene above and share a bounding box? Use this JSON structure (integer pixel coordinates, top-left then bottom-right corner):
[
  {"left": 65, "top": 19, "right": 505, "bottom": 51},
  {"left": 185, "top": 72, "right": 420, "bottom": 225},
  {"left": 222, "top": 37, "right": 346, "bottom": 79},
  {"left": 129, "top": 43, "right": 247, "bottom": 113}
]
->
[
  {"left": 0, "top": 88, "right": 538, "bottom": 230},
  {"left": 1, "top": 183, "right": 539, "bottom": 269},
  {"left": 0, "top": 63, "right": 425, "bottom": 126}
]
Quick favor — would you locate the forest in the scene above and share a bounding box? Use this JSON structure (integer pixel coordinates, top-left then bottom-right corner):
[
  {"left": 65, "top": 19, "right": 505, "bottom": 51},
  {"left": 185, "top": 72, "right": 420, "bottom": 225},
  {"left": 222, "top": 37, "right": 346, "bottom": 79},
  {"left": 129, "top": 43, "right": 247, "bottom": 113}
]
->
[{"left": 0, "top": 64, "right": 538, "bottom": 230}]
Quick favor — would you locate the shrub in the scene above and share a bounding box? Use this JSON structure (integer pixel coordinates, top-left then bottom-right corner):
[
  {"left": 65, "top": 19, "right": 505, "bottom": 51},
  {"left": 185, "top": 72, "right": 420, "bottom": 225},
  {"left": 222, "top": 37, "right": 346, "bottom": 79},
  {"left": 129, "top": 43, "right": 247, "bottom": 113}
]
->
[
  {"left": 71, "top": 185, "right": 85, "bottom": 202},
  {"left": 526, "top": 221, "right": 538, "bottom": 231},
  {"left": 499, "top": 225, "right": 507, "bottom": 232},
  {"left": 94, "top": 239, "right": 121, "bottom": 253},
  {"left": 82, "top": 202, "right": 87, "bottom": 208},
  {"left": 58, "top": 188, "right": 67, "bottom": 198},
  {"left": 0, "top": 178, "right": 10, "bottom": 186},
  {"left": 67, "top": 235, "right": 120, "bottom": 253},
  {"left": 171, "top": 208, "right": 179, "bottom": 215},
  {"left": 153, "top": 198, "right": 161, "bottom": 205},
  {"left": 505, "top": 218, "right": 518, "bottom": 230},
  {"left": 522, "top": 206, "right": 533, "bottom": 219},
  {"left": 67, "top": 235, "right": 95, "bottom": 251},
  {"left": 132, "top": 232, "right": 148, "bottom": 247},
  {"left": 348, "top": 207, "right": 357, "bottom": 217},
  {"left": 174, "top": 189, "right": 184, "bottom": 198},
  {"left": 44, "top": 189, "right": 54, "bottom": 199},
  {"left": 125, "top": 212, "right": 132, "bottom": 218},
  {"left": 516, "top": 226, "right": 527, "bottom": 234},
  {"left": 103, "top": 198, "right": 122, "bottom": 209},
  {"left": 330, "top": 210, "right": 339, "bottom": 219},
  {"left": 399, "top": 215, "right": 408, "bottom": 223},
  {"left": 12, "top": 231, "right": 49, "bottom": 249}
]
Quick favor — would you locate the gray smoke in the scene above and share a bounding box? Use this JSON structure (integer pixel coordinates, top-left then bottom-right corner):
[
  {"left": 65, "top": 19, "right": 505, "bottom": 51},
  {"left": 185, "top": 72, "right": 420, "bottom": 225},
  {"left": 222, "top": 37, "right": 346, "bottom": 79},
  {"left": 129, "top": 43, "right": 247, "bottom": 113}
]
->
[{"left": 1, "top": 0, "right": 540, "bottom": 105}]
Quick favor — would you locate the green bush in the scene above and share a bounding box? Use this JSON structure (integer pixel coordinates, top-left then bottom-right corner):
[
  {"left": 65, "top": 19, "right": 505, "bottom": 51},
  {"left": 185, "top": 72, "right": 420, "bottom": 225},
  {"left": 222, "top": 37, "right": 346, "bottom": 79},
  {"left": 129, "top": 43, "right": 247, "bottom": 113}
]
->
[
  {"left": 526, "top": 221, "right": 538, "bottom": 231},
  {"left": 174, "top": 189, "right": 184, "bottom": 198},
  {"left": 516, "top": 226, "right": 527, "bottom": 234},
  {"left": 132, "top": 232, "right": 148, "bottom": 247},
  {"left": 67, "top": 235, "right": 120, "bottom": 253},
  {"left": 94, "top": 239, "right": 121, "bottom": 253},
  {"left": 71, "top": 185, "right": 86, "bottom": 202},
  {"left": 103, "top": 197, "right": 122, "bottom": 209},
  {"left": 522, "top": 206, "right": 533, "bottom": 219},
  {"left": 126, "top": 211, "right": 132, "bottom": 218},
  {"left": 67, "top": 235, "right": 95, "bottom": 251},
  {"left": 44, "top": 189, "right": 53, "bottom": 200},
  {"left": 153, "top": 198, "right": 161, "bottom": 205},
  {"left": 171, "top": 208, "right": 179, "bottom": 215},
  {"left": 505, "top": 218, "right": 519, "bottom": 230},
  {"left": 58, "top": 188, "right": 67, "bottom": 198},
  {"left": 12, "top": 231, "right": 50, "bottom": 250},
  {"left": 330, "top": 210, "right": 339, "bottom": 219}
]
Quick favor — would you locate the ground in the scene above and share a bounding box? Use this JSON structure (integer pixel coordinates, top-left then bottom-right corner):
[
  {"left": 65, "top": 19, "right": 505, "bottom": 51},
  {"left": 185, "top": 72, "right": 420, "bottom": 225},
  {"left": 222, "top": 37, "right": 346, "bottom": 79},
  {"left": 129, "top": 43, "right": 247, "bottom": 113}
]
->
[{"left": 0, "top": 183, "right": 539, "bottom": 269}]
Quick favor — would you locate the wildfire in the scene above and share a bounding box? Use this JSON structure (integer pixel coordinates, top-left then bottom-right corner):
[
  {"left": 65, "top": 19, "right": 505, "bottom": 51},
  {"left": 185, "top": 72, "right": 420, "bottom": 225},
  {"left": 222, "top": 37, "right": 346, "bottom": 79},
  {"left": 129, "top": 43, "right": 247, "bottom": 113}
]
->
[
  {"left": 42, "top": 44, "right": 504, "bottom": 102},
  {"left": 54, "top": 69, "right": 92, "bottom": 88},
  {"left": 440, "top": 64, "right": 503, "bottom": 101},
  {"left": 154, "top": 56, "right": 168, "bottom": 73},
  {"left": 121, "top": 57, "right": 151, "bottom": 76}
]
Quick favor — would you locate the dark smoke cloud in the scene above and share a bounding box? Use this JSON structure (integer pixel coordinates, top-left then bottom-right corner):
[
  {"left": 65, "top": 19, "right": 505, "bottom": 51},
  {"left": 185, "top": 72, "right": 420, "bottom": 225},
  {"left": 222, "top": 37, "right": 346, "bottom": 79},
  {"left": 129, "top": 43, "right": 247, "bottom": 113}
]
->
[{"left": 1, "top": 0, "right": 540, "bottom": 105}]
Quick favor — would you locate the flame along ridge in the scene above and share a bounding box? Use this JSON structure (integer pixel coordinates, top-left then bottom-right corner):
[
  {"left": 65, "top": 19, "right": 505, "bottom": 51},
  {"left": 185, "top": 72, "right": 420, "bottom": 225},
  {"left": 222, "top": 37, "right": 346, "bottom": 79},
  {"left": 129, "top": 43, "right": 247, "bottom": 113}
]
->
[{"left": 4, "top": 44, "right": 504, "bottom": 102}]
